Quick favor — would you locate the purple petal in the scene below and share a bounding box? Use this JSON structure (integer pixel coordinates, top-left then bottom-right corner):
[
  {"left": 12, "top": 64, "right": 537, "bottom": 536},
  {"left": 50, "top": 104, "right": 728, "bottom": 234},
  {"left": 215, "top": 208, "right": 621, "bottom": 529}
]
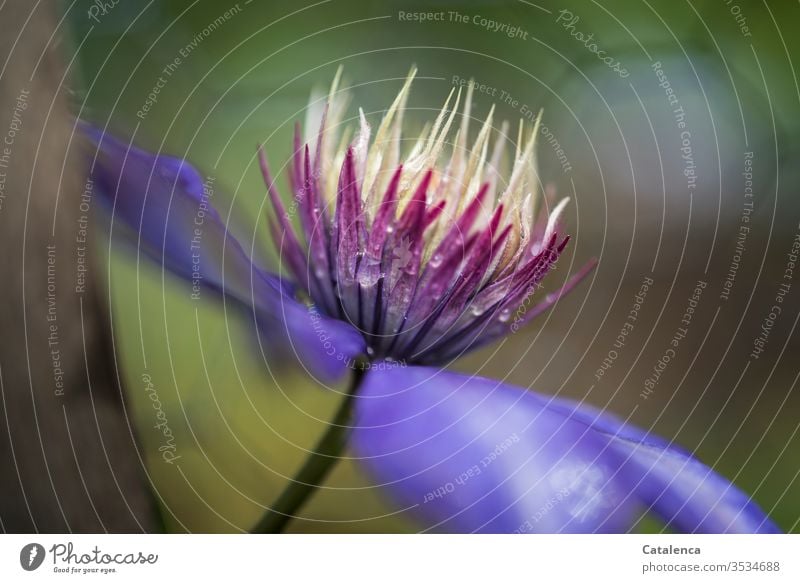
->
[
  {"left": 402, "top": 184, "right": 490, "bottom": 329},
  {"left": 409, "top": 208, "right": 512, "bottom": 358},
  {"left": 542, "top": 397, "right": 780, "bottom": 533},
  {"left": 418, "top": 236, "right": 587, "bottom": 364},
  {"left": 379, "top": 170, "right": 432, "bottom": 339},
  {"left": 352, "top": 366, "right": 780, "bottom": 533},
  {"left": 606, "top": 434, "right": 780, "bottom": 533},
  {"left": 355, "top": 166, "right": 402, "bottom": 336},
  {"left": 258, "top": 146, "right": 309, "bottom": 287},
  {"left": 352, "top": 366, "right": 637, "bottom": 533},
  {"left": 298, "top": 145, "right": 339, "bottom": 316},
  {"left": 83, "top": 123, "right": 364, "bottom": 382},
  {"left": 332, "top": 149, "right": 366, "bottom": 319}
]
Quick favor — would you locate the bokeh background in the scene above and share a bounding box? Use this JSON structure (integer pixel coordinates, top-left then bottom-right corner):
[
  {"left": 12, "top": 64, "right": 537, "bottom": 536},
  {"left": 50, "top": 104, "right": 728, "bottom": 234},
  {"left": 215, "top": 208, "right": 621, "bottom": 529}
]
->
[{"left": 65, "top": 0, "right": 800, "bottom": 532}]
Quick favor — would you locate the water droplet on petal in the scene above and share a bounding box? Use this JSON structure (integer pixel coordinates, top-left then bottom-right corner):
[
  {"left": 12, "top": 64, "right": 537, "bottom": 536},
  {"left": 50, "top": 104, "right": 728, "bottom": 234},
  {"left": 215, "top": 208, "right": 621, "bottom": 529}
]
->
[
  {"left": 385, "top": 224, "right": 394, "bottom": 234},
  {"left": 498, "top": 308, "right": 511, "bottom": 322},
  {"left": 470, "top": 305, "right": 484, "bottom": 316},
  {"left": 429, "top": 254, "right": 443, "bottom": 268},
  {"left": 366, "top": 346, "right": 375, "bottom": 357},
  {"left": 314, "top": 267, "right": 326, "bottom": 278}
]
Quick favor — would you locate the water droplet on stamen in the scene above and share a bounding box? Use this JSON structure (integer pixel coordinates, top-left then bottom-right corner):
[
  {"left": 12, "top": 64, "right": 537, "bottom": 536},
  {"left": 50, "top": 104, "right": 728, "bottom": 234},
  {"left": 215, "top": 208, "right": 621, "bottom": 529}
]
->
[{"left": 358, "top": 272, "right": 380, "bottom": 287}]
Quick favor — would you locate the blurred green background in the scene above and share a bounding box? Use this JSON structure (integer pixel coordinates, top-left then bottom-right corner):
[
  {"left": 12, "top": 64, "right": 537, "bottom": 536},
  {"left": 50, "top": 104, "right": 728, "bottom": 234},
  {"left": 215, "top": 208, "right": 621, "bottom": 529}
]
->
[{"left": 66, "top": 0, "right": 800, "bottom": 532}]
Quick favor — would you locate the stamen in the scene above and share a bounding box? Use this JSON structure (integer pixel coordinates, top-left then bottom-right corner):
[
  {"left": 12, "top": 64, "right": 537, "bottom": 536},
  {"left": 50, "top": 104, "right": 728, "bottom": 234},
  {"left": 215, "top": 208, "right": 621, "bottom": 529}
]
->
[{"left": 261, "top": 70, "right": 590, "bottom": 363}]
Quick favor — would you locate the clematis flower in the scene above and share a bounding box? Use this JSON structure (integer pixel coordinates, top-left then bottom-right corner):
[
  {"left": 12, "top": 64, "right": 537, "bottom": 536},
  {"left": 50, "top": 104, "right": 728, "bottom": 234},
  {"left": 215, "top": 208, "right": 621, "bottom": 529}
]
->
[{"left": 83, "top": 69, "right": 779, "bottom": 534}]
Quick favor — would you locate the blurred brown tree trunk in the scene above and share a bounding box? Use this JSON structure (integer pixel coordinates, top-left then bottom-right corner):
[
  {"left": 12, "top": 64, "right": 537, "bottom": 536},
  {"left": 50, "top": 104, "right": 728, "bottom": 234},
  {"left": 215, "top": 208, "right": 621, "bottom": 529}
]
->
[{"left": 0, "top": 0, "right": 156, "bottom": 532}]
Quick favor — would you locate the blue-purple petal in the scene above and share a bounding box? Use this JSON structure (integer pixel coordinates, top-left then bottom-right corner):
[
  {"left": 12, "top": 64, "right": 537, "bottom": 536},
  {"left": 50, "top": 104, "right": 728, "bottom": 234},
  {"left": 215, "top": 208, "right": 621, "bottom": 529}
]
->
[
  {"left": 352, "top": 366, "right": 779, "bottom": 533},
  {"left": 83, "top": 123, "right": 364, "bottom": 382},
  {"left": 547, "top": 397, "right": 780, "bottom": 533},
  {"left": 610, "top": 436, "right": 781, "bottom": 533},
  {"left": 352, "top": 366, "right": 637, "bottom": 533}
]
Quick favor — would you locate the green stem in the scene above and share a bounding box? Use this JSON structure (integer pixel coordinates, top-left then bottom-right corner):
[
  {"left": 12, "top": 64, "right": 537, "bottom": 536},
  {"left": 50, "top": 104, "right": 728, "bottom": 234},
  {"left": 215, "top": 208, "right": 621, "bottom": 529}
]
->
[{"left": 251, "top": 358, "right": 368, "bottom": 533}]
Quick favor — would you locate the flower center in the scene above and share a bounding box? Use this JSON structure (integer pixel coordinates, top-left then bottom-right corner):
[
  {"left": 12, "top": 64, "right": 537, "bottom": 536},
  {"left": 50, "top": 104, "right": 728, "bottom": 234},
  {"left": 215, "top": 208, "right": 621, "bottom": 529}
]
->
[{"left": 262, "top": 68, "right": 587, "bottom": 365}]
